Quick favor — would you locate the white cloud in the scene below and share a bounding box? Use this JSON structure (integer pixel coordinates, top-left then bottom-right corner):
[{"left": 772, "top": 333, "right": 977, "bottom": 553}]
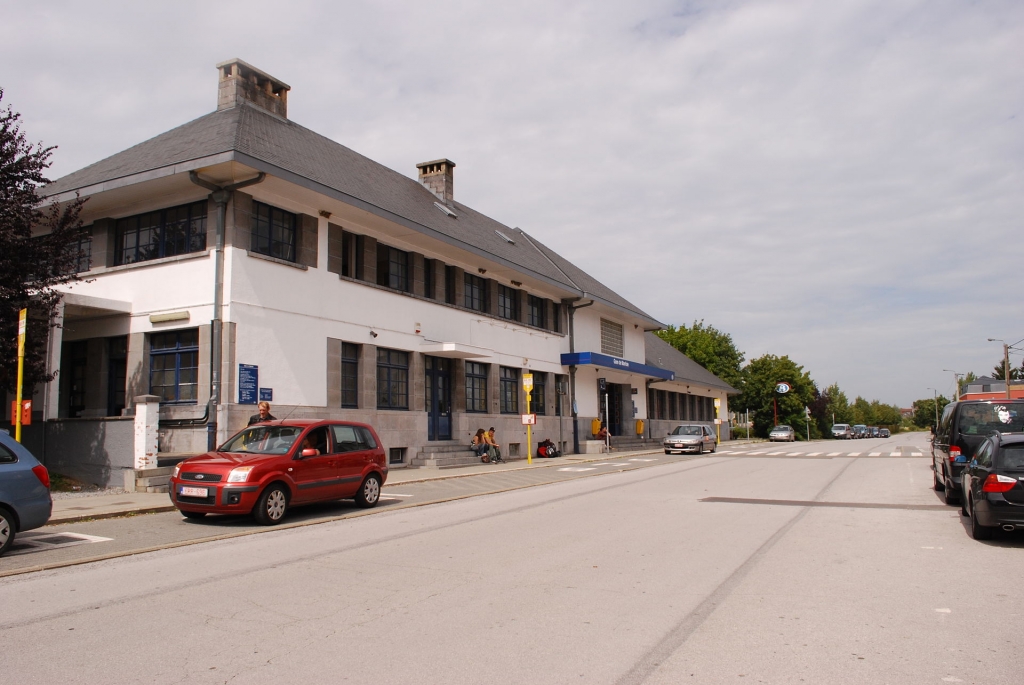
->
[{"left": 2, "top": 0, "right": 1021, "bottom": 406}]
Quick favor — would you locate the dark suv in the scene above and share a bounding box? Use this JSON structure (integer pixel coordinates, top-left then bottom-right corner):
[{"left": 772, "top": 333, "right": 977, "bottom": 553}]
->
[{"left": 932, "top": 400, "right": 1024, "bottom": 506}]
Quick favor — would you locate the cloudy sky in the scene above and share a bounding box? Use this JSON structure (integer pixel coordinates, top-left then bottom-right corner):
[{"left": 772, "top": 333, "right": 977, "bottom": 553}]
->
[{"left": 2, "top": 0, "right": 1021, "bottom": 407}]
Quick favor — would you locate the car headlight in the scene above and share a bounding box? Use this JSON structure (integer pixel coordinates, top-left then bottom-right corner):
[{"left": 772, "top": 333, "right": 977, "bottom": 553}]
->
[
  {"left": 172, "top": 463, "right": 182, "bottom": 479},
  {"left": 227, "top": 466, "right": 255, "bottom": 483}
]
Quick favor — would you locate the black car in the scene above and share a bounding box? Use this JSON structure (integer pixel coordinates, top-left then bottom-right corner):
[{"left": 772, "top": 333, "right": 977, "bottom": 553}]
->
[
  {"left": 960, "top": 433, "right": 1024, "bottom": 540},
  {"left": 932, "top": 400, "right": 1024, "bottom": 506}
]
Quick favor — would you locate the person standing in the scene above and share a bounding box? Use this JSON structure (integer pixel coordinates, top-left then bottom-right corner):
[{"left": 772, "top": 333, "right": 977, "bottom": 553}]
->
[{"left": 247, "top": 401, "right": 277, "bottom": 426}]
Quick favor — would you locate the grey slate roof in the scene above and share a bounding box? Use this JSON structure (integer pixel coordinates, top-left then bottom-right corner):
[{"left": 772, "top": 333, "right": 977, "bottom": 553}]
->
[
  {"left": 44, "top": 102, "right": 658, "bottom": 325},
  {"left": 644, "top": 332, "right": 738, "bottom": 393}
]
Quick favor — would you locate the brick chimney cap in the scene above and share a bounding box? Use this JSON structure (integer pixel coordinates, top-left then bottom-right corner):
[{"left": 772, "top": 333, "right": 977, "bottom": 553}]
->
[
  {"left": 216, "top": 58, "right": 291, "bottom": 92},
  {"left": 416, "top": 159, "right": 456, "bottom": 170}
]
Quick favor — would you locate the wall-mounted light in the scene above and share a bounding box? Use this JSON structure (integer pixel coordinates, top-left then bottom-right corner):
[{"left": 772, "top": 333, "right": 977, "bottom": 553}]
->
[
  {"left": 415, "top": 322, "right": 421, "bottom": 334},
  {"left": 370, "top": 330, "right": 378, "bottom": 338},
  {"left": 511, "top": 280, "right": 522, "bottom": 286},
  {"left": 318, "top": 210, "right": 332, "bottom": 218},
  {"left": 478, "top": 268, "right": 487, "bottom": 274}
]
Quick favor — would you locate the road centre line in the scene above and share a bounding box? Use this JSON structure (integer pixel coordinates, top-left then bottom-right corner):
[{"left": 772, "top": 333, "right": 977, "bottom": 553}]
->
[
  {"left": 869, "top": 452, "right": 881, "bottom": 456},
  {"left": 827, "top": 452, "right": 841, "bottom": 456},
  {"left": 701, "top": 496, "right": 948, "bottom": 511}
]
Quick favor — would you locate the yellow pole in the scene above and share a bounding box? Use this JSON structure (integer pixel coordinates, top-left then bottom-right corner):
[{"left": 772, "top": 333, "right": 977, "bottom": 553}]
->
[
  {"left": 15, "top": 308, "right": 27, "bottom": 443},
  {"left": 714, "top": 397, "right": 721, "bottom": 444},
  {"left": 524, "top": 373, "right": 533, "bottom": 464}
]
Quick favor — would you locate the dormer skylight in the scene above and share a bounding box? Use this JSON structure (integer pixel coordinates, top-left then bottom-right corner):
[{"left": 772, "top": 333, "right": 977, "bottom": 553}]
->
[
  {"left": 495, "top": 230, "right": 515, "bottom": 244},
  {"left": 434, "top": 202, "right": 457, "bottom": 218}
]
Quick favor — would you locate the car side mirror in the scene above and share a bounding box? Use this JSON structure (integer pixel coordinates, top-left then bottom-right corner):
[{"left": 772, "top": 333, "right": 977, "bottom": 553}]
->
[{"left": 301, "top": 448, "right": 318, "bottom": 458}]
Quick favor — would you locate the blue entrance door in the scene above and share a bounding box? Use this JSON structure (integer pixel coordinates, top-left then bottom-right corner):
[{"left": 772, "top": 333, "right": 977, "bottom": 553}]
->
[{"left": 425, "top": 356, "right": 452, "bottom": 441}]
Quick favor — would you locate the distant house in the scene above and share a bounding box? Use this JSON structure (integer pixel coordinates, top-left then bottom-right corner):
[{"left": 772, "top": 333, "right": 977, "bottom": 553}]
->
[
  {"left": 14, "top": 59, "right": 735, "bottom": 486},
  {"left": 959, "top": 376, "right": 1024, "bottom": 401}
]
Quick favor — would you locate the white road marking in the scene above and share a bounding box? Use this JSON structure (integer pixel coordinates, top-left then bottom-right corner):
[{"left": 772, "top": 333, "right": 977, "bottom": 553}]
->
[
  {"left": 557, "top": 467, "right": 597, "bottom": 472},
  {"left": 766, "top": 452, "right": 785, "bottom": 455},
  {"left": 590, "top": 462, "right": 619, "bottom": 466},
  {"left": 786, "top": 452, "right": 801, "bottom": 456},
  {"left": 807, "top": 452, "right": 821, "bottom": 456},
  {"left": 889, "top": 452, "right": 901, "bottom": 457},
  {"left": 910, "top": 452, "right": 923, "bottom": 456},
  {"left": 381, "top": 493, "right": 414, "bottom": 498},
  {"left": 827, "top": 452, "right": 841, "bottom": 456},
  {"left": 869, "top": 452, "right": 881, "bottom": 456},
  {"left": 8, "top": 531, "right": 113, "bottom": 557},
  {"left": 628, "top": 458, "right": 656, "bottom": 462},
  {"left": 935, "top": 608, "right": 952, "bottom": 613},
  {"left": 848, "top": 453, "right": 861, "bottom": 456},
  {"left": 748, "top": 452, "right": 765, "bottom": 455}
]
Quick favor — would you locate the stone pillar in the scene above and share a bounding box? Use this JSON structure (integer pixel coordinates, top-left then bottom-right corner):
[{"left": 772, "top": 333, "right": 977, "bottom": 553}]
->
[{"left": 133, "top": 395, "right": 161, "bottom": 469}]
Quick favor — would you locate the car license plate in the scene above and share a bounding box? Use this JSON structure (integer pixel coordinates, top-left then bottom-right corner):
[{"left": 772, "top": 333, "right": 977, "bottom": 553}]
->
[{"left": 180, "top": 486, "right": 208, "bottom": 497}]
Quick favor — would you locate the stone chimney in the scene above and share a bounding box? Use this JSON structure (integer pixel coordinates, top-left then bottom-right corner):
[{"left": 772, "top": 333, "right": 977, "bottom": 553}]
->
[
  {"left": 416, "top": 159, "right": 456, "bottom": 206},
  {"left": 217, "top": 59, "right": 290, "bottom": 118}
]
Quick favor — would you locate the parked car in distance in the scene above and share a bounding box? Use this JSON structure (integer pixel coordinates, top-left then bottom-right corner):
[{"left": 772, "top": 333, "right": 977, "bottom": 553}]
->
[
  {"left": 869, "top": 427, "right": 880, "bottom": 438},
  {"left": 853, "top": 425, "right": 868, "bottom": 439},
  {"left": 879, "top": 428, "right": 891, "bottom": 438},
  {"left": 0, "top": 430, "right": 53, "bottom": 557},
  {"left": 664, "top": 424, "right": 717, "bottom": 454},
  {"left": 960, "top": 432, "right": 1024, "bottom": 540},
  {"left": 769, "top": 425, "right": 796, "bottom": 442},
  {"left": 831, "top": 424, "right": 853, "bottom": 439},
  {"left": 168, "top": 420, "right": 388, "bottom": 525},
  {"left": 932, "top": 400, "right": 1024, "bottom": 506}
]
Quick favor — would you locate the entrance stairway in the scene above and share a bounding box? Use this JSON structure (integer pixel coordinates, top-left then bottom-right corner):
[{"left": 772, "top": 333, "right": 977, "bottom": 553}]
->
[
  {"left": 410, "top": 442, "right": 483, "bottom": 469},
  {"left": 607, "top": 436, "right": 659, "bottom": 452}
]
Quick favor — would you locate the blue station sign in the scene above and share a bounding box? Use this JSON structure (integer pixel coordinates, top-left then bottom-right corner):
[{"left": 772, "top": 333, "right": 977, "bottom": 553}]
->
[{"left": 560, "top": 352, "right": 674, "bottom": 381}]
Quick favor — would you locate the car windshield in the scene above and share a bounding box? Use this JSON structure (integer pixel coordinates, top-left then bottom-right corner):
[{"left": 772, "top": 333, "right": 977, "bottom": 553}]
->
[
  {"left": 219, "top": 426, "right": 303, "bottom": 455},
  {"left": 999, "top": 446, "right": 1024, "bottom": 469},
  {"left": 671, "top": 426, "right": 702, "bottom": 436},
  {"left": 832, "top": 425, "right": 849, "bottom": 430},
  {"left": 772, "top": 426, "right": 791, "bottom": 432},
  {"left": 958, "top": 403, "right": 1024, "bottom": 435}
]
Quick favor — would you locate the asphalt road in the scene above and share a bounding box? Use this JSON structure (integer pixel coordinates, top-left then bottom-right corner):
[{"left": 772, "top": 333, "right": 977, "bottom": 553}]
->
[{"left": 2, "top": 432, "right": 1021, "bottom": 684}]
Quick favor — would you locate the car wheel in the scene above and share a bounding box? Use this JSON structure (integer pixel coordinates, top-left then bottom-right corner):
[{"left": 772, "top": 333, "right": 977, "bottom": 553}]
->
[
  {"left": 943, "top": 479, "right": 960, "bottom": 506},
  {"left": 932, "top": 469, "right": 944, "bottom": 491},
  {"left": 355, "top": 474, "right": 382, "bottom": 508},
  {"left": 664, "top": 449, "right": 671, "bottom": 454},
  {"left": 697, "top": 443, "right": 704, "bottom": 455},
  {"left": 181, "top": 510, "right": 207, "bottom": 520},
  {"left": 710, "top": 441, "right": 717, "bottom": 453},
  {"left": 969, "top": 498, "right": 994, "bottom": 540},
  {"left": 0, "top": 505, "right": 15, "bottom": 558},
  {"left": 253, "top": 484, "right": 288, "bottom": 525}
]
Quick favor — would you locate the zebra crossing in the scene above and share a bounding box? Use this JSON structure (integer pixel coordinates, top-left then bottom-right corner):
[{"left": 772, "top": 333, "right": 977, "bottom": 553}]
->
[{"left": 713, "top": 445, "right": 925, "bottom": 458}]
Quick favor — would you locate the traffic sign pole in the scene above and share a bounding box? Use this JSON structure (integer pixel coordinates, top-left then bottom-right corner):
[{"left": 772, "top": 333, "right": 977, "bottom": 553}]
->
[
  {"left": 523, "top": 374, "right": 533, "bottom": 464},
  {"left": 15, "top": 309, "right": 27, "bottom": 443}
]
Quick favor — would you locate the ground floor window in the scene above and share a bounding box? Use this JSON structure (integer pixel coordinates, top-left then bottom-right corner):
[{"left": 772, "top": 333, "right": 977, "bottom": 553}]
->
[
  {"left": 529, "top": 371, "right": 545, "bottom": 415},
  {"left": 466, "top": 362, "right": 487, "bottom": 413},
  {"left": 108, "top": 336, "right": 128, "bottom": 416},
  {"left": 377, "top": 348, "right": 409, "bottom": 409},
  {"left": 150, "top": 329, "right": 199, "bottom": 403},
  {"left": 342, "top": 342, "right": 359, "bottom": 408},
  {"left": 500, "top": 366, "right": 519, "bottom": 414}
]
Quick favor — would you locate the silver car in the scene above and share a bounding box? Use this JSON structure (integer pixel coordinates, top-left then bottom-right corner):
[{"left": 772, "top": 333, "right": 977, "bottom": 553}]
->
[
  {"left": 831, "top": 423, "right": 853, "bottom": 439},
  {"left": 664, "top": 424, "right": 717, "bottom": 454},
  {"left": 769, "top": 425, "right": 796, "bottom": 442}
]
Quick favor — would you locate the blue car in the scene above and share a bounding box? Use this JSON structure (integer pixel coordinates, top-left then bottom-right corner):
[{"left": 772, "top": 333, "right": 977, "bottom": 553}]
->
[{"left": 0, "top": 431, "right": 53, "bottom": 557}]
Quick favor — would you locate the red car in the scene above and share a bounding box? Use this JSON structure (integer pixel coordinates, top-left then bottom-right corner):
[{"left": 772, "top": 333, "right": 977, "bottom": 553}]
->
[{"left": 169, "top": 420, "right": 388, "bottom": 525}]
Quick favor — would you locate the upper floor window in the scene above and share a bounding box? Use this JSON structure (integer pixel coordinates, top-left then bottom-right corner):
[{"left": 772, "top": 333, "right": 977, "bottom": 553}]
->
[
  {"left": 445, "top": 265, "right": 457, "bottom": 305},
  {"left": 500, "top": 366, "right": 519, "bottom": 414},
  {"left": 377, "top": 245, "right": 410, "bottom": 291},
  {"left": 600, "top": 318, "right": 624, "bottom": 357},
  {"left": 498, "top": 286, "right": 519, "bottom": 320},
  {"left": 75, "top": 232, "right": 92, "bottom": 273},
  {"left": 527, "top": 296, "right": 545, "bottom": 328},
  {"left": 465, "top": 273, "right": 487, "bottom": 312},
  {"left": 424, "top": 259, "right": 436, "bottom": 299},
  {"left": 251, "top": 201, "right": 296, "bottom": 262},
  {"left": 377, "top": 348, "right": 409, "bottom": 410},
  {"left": 551, "top": 302, "right": 561, "bottom": 332},
  {"left": 150, "top": 328, "right": 199, "bottom": 404},
  {"left": 115, "top": 201, "right": 207, "bottom": 265}
]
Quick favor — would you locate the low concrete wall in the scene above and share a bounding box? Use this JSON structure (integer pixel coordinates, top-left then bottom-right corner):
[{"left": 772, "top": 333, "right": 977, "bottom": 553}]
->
[{"left": 22, "top": 417, "right": 135, "bottom": 488}]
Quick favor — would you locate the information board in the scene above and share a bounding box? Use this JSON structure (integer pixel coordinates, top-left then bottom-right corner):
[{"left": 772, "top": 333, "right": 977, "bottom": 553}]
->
[{"left": 239, "top": 364, "right": 259, "bottom": 404}]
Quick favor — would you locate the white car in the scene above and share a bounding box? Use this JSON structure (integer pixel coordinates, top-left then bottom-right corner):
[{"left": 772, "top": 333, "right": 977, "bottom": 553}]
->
[{"left": 769, "top": 425, "right": 796, "bottom": 442}]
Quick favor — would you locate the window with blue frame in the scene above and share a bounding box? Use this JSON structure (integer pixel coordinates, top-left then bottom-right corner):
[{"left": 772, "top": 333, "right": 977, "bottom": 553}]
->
[
  {"left": 115, "top": 202, "right": 207, "bottom": 265},
  {"left": 251, "top": 201, "right": 297, "bottom": 262},
  {"left": 150, "top": 329, "right": 199, "bottom": 403}
]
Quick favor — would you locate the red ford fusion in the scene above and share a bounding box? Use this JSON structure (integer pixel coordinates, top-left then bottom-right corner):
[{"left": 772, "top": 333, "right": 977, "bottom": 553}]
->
[{"left": 169, "top": 420, "right": 388, "bottom": 525}]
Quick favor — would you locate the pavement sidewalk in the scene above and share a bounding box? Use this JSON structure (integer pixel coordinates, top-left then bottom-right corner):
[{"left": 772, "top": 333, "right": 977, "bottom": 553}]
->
[{"left": 47, "top": 448, "right": 665, "bottom": 525}]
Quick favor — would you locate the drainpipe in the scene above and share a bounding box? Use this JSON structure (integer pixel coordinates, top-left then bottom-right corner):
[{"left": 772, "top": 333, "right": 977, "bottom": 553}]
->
[
  {"left": 168, "top": 171, "right": 265, "bottom": 449},
  {"left": 563, "top": 296, "right": 594, "bottom": 455}
]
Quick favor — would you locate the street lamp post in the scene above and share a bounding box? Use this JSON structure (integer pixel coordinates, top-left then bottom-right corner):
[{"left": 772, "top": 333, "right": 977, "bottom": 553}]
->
[{"left": 943, "top": 369, "right": 963, "bottom": 401}]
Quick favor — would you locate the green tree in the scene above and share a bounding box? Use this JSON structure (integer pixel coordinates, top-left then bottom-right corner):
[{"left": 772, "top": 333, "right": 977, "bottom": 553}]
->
[
  {"left": 809, "top": 383, "right": 852, "bottom": 438},
  {"left": 851, "top": 396, "right": 876, "bottom": 426},
  {"left": 656, "top": 320, "right": 744, "bottom": 389},
  {"left": 912, "top": 395, "right": 950, "bottom": 429},
  {"left": 991, "top": 358, "right": 1022, "bottom": 381},
  {"left": 732, "top": 354, "right": 815, "bottom": 439},
  {"left": 0, "top": 90, "right": 86, "bottom": 393}
]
